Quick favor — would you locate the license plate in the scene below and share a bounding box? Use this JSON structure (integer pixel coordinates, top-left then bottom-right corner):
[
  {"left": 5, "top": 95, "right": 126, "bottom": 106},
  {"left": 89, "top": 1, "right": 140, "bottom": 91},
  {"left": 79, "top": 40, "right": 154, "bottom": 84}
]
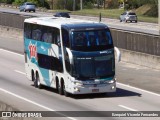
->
[{"left": 92, "top": 89, "right": 99, "bottom": 92}]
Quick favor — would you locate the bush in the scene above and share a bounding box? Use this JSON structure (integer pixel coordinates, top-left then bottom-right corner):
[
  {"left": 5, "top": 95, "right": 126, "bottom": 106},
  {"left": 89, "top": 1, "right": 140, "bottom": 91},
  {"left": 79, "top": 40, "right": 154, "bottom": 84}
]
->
[
  {"left": 13, "top": 0, "right": 26, "bottom": 5},
  {"left": 56, "top": 0, "right": 79, "bottom": 11},
  {"left": 84, "top": 1, "right": 94, "bottom": 9},
  {"left": 66, "top": 0, "right": 74, "bottom": 11},
  {"left": 13, "top": 0, "right": 50, "bottom": 9},
  {"left": 144, "top": 4, "right": 158, "bottom": 17},
  {"left": 0, "top": 0, "right": 14, "bottom": 4},
  {"left": 56, "top": 0, "right": 64, "bottom": 9},
  {"left": 107, "top": 0, "right": 119, "bottom": 9}
]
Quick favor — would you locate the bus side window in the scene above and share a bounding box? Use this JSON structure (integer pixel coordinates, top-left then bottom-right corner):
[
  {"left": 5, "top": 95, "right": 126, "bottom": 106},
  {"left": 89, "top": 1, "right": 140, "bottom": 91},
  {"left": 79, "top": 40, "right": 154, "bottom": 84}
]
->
[
  {"left": 62, "top": 29, "right": 69, "bottom": 47},
  {"left": 57, "top": 35, "right": 61, "bottom": 46},
  {"left": 32, "top": 29, "right": 41, "bottom": 40},
  {"left": 47, "top": 33, "right": 52, "bottom": 43},
  {"left": 98, "top": 31, "right": 108, "bottom": 45},
  {"left": 42, "top": 32, "right": 52, "bottom": 43},
  {"left": 31, "top": 24, "right": 42, "bottom": 41},
  {"left": 54, "top": 29, "right": 60, "bottom": 46},
  {"left": 74, "top": 32, "right": 86, "bottom": 46},
  {"left": 42, "top": 33, "right": 47, "bottom": 42},
  {"left": 89, "top": 35, "right": 96, "bottom": 46},
  {"left": 24, "top": 23, "right": 31, "bottom": 39}
]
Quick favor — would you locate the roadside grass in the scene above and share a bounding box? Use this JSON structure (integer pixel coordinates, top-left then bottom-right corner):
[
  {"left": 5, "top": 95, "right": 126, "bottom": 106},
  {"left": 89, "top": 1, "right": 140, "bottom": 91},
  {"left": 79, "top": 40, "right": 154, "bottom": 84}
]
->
[
  {"left": 137, "top": 15, "right": 157, "bottom": 23},
  {"left": 50, "top": 8, "right": 158, "bottom": 23},
  {"left": 71, "top": 9, "right": 124, "bottom": 19}
]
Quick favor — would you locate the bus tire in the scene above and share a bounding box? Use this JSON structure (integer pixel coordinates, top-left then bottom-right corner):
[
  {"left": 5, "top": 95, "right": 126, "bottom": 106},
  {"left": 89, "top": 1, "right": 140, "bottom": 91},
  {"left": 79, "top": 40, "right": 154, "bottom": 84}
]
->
[
  {"left": 58, "top": 81, "right": 63, "bottom": 95},
  {"left": 58, "top": 85, "right": 63, "bottom": 95},
  {"left": 34, "top": 73, "right": 42, "bottom": 89},
  {"left": 63, "top": 83, "right": 69, "bottom": 97},
  {"left": 56, "top": 78, "right": 59, "bottom": 93},
  {"left": 31, "top": 70, "right": 35, "bottom": 81}
]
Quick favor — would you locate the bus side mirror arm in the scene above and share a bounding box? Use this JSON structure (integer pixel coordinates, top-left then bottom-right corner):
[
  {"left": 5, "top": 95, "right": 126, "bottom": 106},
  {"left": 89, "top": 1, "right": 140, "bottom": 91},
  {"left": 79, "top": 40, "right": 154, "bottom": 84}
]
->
[
  {"left": 66, "top": 48, "right": 73, "bottom": 64},
  {"left": 114, "top": 47, "right": 121, "bottom": 62}
]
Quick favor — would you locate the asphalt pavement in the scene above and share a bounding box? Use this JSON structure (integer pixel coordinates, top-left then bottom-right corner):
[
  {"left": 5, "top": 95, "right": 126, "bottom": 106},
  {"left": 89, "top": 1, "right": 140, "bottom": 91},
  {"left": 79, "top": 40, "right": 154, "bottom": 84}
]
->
[
  {"left": 0, "top": 47, "right": 160, "bottom": 120},
  {"left": 0, "top": 35, "right": 159, "bottom": 95}
]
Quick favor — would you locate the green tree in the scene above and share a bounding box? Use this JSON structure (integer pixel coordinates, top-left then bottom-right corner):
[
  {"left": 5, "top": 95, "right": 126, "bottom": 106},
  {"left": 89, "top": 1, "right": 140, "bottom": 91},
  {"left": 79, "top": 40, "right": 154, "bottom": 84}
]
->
[
  {"left": 13, "top": 0, "right": 26, "bottom": 5},
  {"left": 107, "top": 0, "right": 119, "bottom": 9},
  {"left": 0, "top": 0, "right": 15, "bottom": 4},
  {"left": 125, "top": 0, "right": 158, "bottom": 17},
  {"left": 56, "top": 0, "right": 80, "bottom": 11},
  {"left": 13, "top": 0, "right": 50, "bottom": 8}
]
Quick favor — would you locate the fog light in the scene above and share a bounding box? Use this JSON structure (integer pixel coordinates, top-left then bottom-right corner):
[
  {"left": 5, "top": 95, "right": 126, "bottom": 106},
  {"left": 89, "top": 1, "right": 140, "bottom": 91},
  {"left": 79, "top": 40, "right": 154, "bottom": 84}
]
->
[
  {"left": 111, "top": 86, "right": 115, "bottom": 90},
  {"left": 75, "top": 88, "right": 80, "bottom": 92}
]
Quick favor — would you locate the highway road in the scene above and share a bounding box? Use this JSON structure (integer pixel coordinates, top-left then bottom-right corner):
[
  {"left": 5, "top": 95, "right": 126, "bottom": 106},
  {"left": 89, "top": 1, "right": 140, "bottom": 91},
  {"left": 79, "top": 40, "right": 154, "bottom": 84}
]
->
[
  {"left": 0, "top": 7, "right": 159, "bottom": 35},
  {"left": 0, "top": 36, "right": 160, "bottom": 120},
  {"left": 0, "top": 7, "right": 160, "bottom": 120}
]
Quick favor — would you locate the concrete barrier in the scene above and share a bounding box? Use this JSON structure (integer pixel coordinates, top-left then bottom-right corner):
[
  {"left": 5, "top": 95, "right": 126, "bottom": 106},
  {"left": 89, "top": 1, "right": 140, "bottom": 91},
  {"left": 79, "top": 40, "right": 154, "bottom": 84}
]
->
[
  {"left": 111, "top": 29, "right": 160, "bottom": 56},
  {"left": 120, "top": 49, "right": 160, "bottom": 69},
  {"left": 0, "top": 25, "right": 23, "bottom": 40}
]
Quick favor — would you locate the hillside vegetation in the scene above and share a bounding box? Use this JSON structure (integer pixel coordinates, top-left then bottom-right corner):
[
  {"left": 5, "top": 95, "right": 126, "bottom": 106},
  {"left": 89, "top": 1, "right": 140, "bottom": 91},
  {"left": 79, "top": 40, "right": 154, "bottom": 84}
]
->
[
  {"left": 136, "top": 4, "right": 152, "bottom": 15},
  {"left": 0, "top": 0, "right": 158, "bottom": 23}
]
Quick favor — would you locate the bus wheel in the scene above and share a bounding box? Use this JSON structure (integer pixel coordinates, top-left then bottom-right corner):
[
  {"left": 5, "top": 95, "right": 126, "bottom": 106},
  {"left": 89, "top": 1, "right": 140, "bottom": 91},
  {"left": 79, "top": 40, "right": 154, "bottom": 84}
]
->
[
  {"left": 34, "top": 73, "right": 42, "bottom": 89},
  {"left": 58, "top": 82, "right": 63, "bottom": 95},
  {"left": 63, "top": 83, "right": 69, "bottom": 97},
  {"left": 56, "top": 78, "right": 59, "bottom": 93}
]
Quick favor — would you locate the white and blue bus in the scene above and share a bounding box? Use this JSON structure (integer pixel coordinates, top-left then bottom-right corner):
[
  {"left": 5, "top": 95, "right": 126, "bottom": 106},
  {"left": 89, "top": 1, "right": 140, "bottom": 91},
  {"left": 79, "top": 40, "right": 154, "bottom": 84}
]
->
[{"left": 24, "top": 17, "right": 121, "bottom": 96}]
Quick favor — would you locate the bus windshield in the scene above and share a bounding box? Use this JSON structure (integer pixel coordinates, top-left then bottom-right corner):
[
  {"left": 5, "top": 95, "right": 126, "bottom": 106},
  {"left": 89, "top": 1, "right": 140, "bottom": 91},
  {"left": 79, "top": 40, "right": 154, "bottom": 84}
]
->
[
  {"left": 72, "top": 54, "right": 115, "bottom": 80},
  {"left": 71, "top": 29, "right": 113, "bottom": 51}
]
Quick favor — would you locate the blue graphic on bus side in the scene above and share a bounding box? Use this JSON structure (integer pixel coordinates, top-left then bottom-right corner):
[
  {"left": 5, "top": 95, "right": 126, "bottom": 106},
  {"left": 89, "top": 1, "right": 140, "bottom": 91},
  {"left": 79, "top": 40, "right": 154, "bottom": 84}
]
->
[{"left": 25, "top": 38, "right": 52, "bottom": 86}]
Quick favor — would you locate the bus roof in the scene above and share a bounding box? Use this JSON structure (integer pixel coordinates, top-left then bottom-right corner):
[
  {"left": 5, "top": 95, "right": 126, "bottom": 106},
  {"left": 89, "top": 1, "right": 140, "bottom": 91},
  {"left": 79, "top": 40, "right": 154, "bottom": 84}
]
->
[{"left": 24, "top": 17, "right": 108, "bottom": 30}]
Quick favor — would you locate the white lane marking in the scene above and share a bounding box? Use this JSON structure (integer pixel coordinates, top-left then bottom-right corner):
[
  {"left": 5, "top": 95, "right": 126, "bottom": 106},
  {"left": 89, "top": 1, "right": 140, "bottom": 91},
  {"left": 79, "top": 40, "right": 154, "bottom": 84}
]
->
[
  {"left": 14, "top": 70, "right": 25, "bottom": 75},
  {"left": 117, "top": 82, "right": 160, "bottom": 97},
  {"left": 0, "top": 48, "right": 23, "bottom": 57},
  {"left": 118, "top": 105, "right": 138, "bottom": 111},
  {"left": 0, "top": 88, "right": 77, "bottom": 120},
  {"left": 3, "top": 49, "right": 160, "bottom": 97},
  {"left": 122, "top": 69, "right": 127, "bottom": 71},
  {"left": 15, "top": 69, "right": 160, "bottom": 98}
]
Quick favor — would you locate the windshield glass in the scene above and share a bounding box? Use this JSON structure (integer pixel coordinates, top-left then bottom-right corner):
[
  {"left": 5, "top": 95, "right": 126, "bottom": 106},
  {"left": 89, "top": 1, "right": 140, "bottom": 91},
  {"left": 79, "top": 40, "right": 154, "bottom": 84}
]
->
[
  {"left": 128, "top": 12, "right": 136, "bottom": 15},
  {"left": 61, "top": 13, "right": 69, "bottom": 16},
  {"left": 71, "top": 29, "right": 113, "bottom": 51},
  {"left": 72, "top": 53, "right": 115, "bottom": 80}
]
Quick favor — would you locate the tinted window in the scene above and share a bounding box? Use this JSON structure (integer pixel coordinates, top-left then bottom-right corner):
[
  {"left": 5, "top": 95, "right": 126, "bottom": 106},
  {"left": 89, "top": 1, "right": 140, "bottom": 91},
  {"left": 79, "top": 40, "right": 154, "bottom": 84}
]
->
[
  {"left": 32, "top": 24, "right": 42, "bottom": 40},
  {"left": 62, "top": 29, "right": 69, "bottom": 47},
  {"left": 73, "top": 55, "right": 115, "bottom": 79},
  {"left": 128, "top": 12, "right": 136, "bottom": 15},
  {"left": 24, "top": 23, "right": 31, "bottom": 39},
  {"left": 38, "top": 53, "right": 63, "bottom": 72},
  {"left": 26, "top": 3, "right": 35, "bottom": 5},
  {"left": 72, "top": 30, "right": 112, "bottom": 48},
  {"left": 55, "top": 12, "right": 70, "bottom": 18},
  {"left": 24, "top": 23, "right": 60, "bottom": 44},
  {"left": 122, "top": 12, "right": 126, "bottom": 15},
  {"left": 42, "top": 26, "right": 60, "bottom": 44},
  {"left": 61, "top": 13, "right": 69, "bottom": 17}
]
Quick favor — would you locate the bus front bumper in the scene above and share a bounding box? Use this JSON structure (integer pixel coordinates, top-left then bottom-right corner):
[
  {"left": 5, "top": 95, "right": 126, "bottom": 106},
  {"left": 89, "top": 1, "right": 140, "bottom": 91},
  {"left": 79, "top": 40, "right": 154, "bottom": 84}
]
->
[{"left": 71, "top": 82, "right": 116, "bottom": 94}]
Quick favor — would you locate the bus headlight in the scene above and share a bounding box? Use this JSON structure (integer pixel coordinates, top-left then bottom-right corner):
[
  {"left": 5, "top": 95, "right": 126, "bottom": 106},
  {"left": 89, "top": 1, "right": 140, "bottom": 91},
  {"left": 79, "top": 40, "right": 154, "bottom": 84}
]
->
[
  {"left": 105, "top": 77, "right": 116, "bottom": 84},
  {"left": 108, "top": 80, "right": 115, "bottom": 84},
  {"left": 111, "top": 86, "right": 115, "bottom": 89},
  {"left": 74, "top": 82, "right": 83, "bottom": 86},
  {"left": 74, "top": 87, "right": 80, "bottom": 92}
]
